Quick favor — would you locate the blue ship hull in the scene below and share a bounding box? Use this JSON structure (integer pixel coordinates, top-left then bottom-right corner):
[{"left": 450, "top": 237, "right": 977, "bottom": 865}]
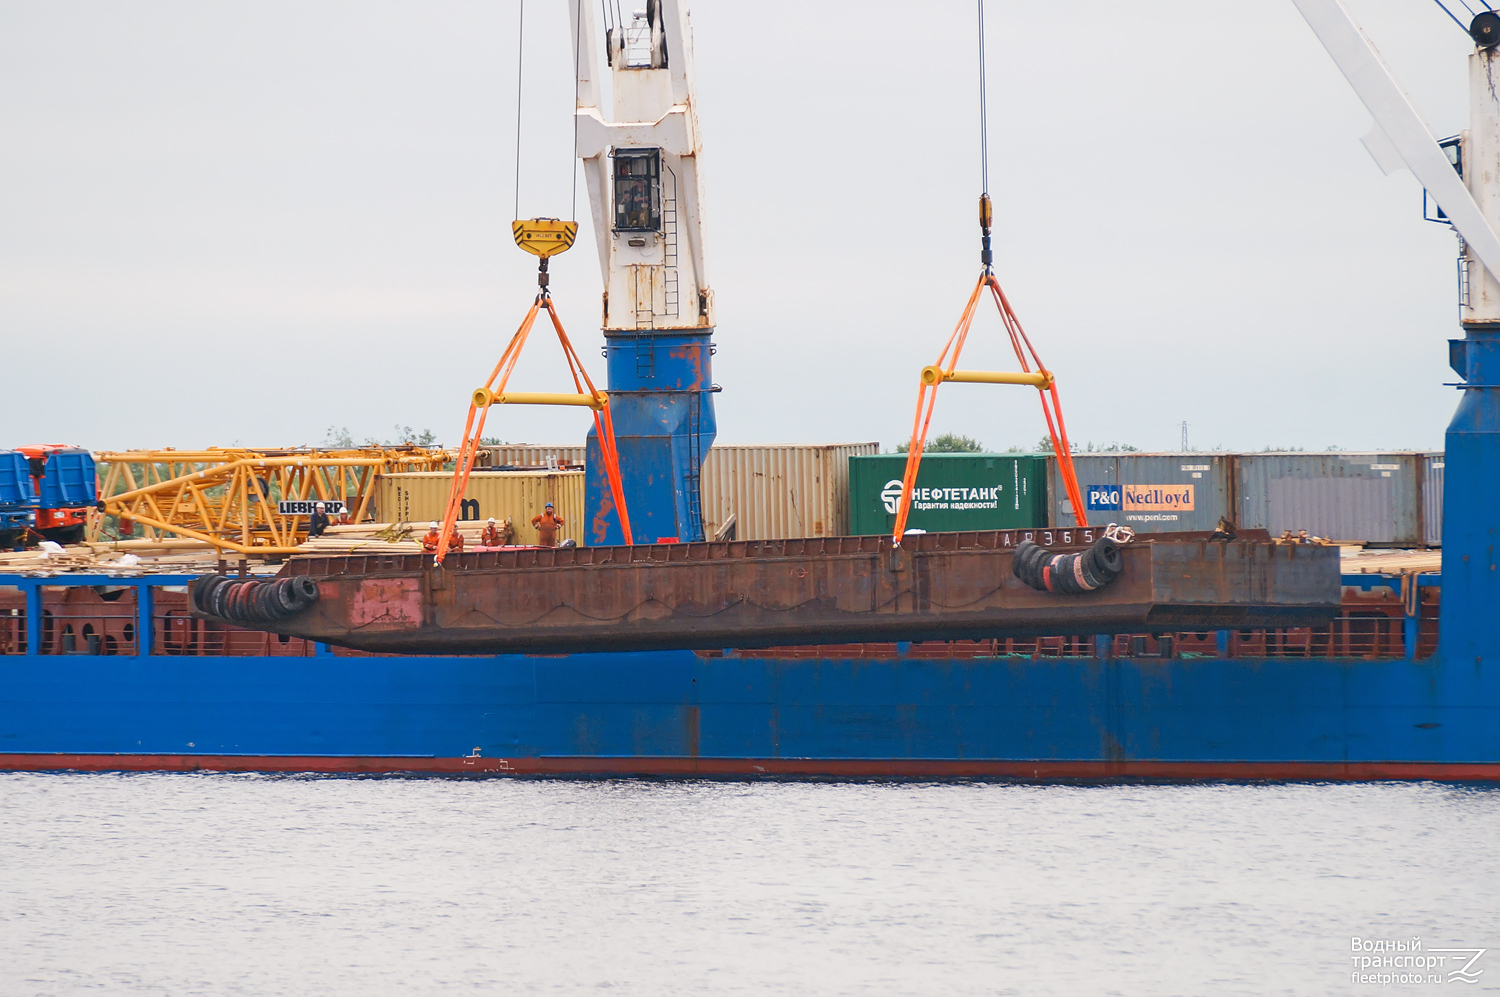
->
[{"left": 2, "top": 640, "right": 1496, "bottom": 778}]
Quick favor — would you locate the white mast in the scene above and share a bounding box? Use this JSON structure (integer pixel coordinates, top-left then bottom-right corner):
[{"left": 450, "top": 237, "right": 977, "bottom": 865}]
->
[{"left": 569, "top": 0, "right": 713, "bottom": 332}]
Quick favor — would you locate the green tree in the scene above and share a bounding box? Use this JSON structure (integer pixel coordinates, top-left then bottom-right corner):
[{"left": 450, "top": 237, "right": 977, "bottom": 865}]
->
[{"left": 896, "top": 433, "right": 984, "bottom": 454}]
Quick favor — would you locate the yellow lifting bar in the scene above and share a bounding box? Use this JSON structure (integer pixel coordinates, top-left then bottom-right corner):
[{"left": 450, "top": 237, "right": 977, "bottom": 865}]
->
[
  {"left": 471, "top": 387, "right": 608, "bottom": 410},
  {"left": 919, "top": 365, "right": 1054, "bottom": 390}
]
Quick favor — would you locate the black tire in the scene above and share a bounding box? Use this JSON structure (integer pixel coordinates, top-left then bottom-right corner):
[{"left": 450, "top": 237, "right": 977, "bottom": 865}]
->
[
  {"left": 288, "top": 576, "right": 320, "bottom": 610},
  {"left": 272, "top": 578, "right": 300, "bottom": 615},
  {"left": 211, "top": 579, "right": 234, "bottom": 619},
  {"left": 1077, "top": 551, "right": 1105, "bottom": 590},
  {"left": 192, "top": 575, "right": 225, "bottom": 613},
  {"left": 1089, "top": 538, "right": 1123, "bottom": 578},
  {"left": 247, "top": 585, "right": 269, "bottom": 623},
  {"left": 1011, "top": 541, "right": 1036, "bottom": 580}
]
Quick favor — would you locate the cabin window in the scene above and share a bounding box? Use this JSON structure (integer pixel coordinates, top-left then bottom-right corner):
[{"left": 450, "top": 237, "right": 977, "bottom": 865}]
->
[{"left": 613, "top": 149, "right": 661, "bottom": 232}]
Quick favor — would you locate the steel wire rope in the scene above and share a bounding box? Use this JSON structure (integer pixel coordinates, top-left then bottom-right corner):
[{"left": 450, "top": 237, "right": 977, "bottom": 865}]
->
[
  {"left": 513, "top": 0, "right": 525, "bottom": 220},
  {"left": 573, "top": 0, "right": 583, "bottom": 220},
  {"left": 978, "top": 0, "right": 989, "bottom": 196}
]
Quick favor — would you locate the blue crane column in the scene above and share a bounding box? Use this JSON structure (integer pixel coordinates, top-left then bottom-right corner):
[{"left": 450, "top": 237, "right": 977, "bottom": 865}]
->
[{"left": 584, "top": 330, "right": 716, "bottom": 546}]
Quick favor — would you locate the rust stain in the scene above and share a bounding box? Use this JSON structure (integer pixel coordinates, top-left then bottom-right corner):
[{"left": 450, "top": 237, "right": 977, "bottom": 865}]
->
[{"left": 350, "top": 578, "right": 421, "bottom": 628}]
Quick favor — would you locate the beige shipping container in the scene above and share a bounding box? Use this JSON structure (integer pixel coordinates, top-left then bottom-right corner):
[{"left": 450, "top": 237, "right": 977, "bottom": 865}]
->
[
  {"left": 375, "top": 470, "right": 584, "bottom": 546},
  {"left": 700, "top": 443, "right": 879, "bottom": 540},
  {"left": 479, "top": 444, "right": 587, "bottom": 468}
]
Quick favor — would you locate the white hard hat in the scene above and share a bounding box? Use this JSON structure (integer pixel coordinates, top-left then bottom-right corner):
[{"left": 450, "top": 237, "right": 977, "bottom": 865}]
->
[
  {"left": 488, "top": 517, "right": 496, "bottom": 524},
  {"left": 430, "top": 521, "right": 438, "bottom": 529},
  {"left": 315, "top": 502, "right": 325, "bottom": 510}
]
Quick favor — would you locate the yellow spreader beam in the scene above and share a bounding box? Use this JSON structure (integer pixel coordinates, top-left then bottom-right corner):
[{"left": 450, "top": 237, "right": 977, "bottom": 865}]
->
[
  {"left": 920, "top": 365, "right": 1054, "bottom": 389},
  {"left": 471, "top": 387, "right": 607, "bottom": 410}
]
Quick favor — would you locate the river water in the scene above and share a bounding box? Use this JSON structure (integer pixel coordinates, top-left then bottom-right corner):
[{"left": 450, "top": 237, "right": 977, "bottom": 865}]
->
[{"left": 0, "top": 775, "right": 1495, "bottom": 995}]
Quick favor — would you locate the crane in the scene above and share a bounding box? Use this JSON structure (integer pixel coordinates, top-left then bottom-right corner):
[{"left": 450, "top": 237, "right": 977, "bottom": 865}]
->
[
  {"left": 568, "top": 0, "right": 717, "bottom": 545},
  {"left": 1292, "top": 0, "right": 1500, "bottom": 657}
]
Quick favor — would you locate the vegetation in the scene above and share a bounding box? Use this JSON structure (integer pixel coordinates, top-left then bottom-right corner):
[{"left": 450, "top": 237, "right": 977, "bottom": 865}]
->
[
  {"left": 895, "top": 433, "right": 984, "bottom": 454},
  {"left": 323, "top": 425, "right": 440, "bottom": 448}
]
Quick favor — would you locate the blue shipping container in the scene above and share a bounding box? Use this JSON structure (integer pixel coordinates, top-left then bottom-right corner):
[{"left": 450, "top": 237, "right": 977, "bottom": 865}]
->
[
  {"left": 38, "top": 449, "right": 97, "bottom": 508},
  {"left": 0, "top": 452, "right": 36, "bottom": 508}
]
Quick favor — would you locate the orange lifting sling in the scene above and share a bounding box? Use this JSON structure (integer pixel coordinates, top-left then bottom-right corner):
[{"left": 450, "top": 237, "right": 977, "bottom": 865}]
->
[
  {"left": 434, "top": 221, "right": 633, "bottom": 564},
  {"left": 891, "top": 199, "right": 1087, "bottom": 542}
]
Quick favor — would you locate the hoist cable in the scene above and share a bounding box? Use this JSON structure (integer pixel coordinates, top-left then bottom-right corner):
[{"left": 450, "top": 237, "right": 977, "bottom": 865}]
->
[
  {"left": 1431, "top": 0, "right": 1472, "bottom": 29},
  {"left": 572, "top": 0, "right": 582, "bottom": 220},
  {"left": 513, "top": 0, "right": 525, "bottom": 220},
  {"left": 978, "top": 0, "right": 989, "bottom": 196}
]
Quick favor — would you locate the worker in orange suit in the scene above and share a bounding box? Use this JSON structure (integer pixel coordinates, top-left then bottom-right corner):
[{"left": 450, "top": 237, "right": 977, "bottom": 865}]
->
[
  {"left": 421, "top": 521, "right": 441, "bottom": 552},
  {"left": 531, "top": 502, "right": 564, "bottom": 547},
  {"left": 447, "top": 522, "right": 465, "bottom": 553},
  {"left": 480, "top": 517, "right": 502, "bottom": 547}
]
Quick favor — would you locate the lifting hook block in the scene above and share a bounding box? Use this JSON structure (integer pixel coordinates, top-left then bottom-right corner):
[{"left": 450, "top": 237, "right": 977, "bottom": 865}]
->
[{"left": 920, "top": 365, "right": 1053, "bottom": 390}]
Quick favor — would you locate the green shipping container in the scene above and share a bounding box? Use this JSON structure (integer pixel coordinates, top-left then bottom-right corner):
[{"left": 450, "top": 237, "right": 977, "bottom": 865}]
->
[{"left": 847, "top": 453, "right": 1049, "bottom": 536}]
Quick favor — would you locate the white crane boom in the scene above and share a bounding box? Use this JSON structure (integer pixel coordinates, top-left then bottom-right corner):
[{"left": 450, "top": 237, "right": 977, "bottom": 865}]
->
[{"left": 1292, "top": 0, "right": 1500, "bottom": 292}]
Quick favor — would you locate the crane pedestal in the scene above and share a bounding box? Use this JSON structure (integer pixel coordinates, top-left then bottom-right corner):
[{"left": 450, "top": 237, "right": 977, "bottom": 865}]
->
[{"left": 585, "top": 329, "right": 717, "bottom": 545}]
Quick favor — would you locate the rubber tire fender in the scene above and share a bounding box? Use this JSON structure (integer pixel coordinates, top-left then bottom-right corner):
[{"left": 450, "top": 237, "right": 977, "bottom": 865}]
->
[
  {"left": 192, "top": 574, "right": 224, "bottom": 613},
  {"left": 1088, "top": 538, "right": 1123, "bottom": 579},
  {"left": 288, "top": 575, "right": 320, "bottom": 610},
  {"left": 271, "top": 578, "right": 300, "bottom": 615},
  {"left": 208, "top": 578, "right": 230, "bottom": 619},
  {"left": 1011, "top": 541, "right": 1039, "bottom": 581}
]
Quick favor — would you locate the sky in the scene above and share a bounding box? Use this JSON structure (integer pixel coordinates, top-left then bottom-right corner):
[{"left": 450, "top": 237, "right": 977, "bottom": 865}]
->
[{"left": 0, "top": 0, "right": 1478, "bottom": 453}]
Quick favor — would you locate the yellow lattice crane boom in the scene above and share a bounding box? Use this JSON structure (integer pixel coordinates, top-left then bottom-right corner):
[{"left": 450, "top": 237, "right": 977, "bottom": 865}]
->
[{"left": 93, "top": 447, "right": 455, "bottom": 554}]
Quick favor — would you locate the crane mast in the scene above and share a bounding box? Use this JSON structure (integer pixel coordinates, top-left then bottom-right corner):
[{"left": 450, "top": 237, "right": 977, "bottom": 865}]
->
[
  {"left": 570, "top": 0, "right": 716, "bottom": 544},
  {"left": 1293, "top": 0, "right": 1500, "bottom": 661}
]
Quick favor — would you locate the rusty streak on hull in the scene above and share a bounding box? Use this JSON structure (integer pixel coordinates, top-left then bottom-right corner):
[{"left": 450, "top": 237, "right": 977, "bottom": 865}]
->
[{"left": 227, "top": 531, "right": 1342, "bottom": 655}]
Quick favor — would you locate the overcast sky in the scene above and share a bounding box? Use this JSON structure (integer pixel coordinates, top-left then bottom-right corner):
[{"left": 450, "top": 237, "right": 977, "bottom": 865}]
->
[{"left": 0, "top": 1, "right": 1477, "bottom": 453}]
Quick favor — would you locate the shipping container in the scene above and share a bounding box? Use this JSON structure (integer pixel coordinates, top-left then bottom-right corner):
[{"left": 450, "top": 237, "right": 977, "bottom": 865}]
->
[
  {"left": 1423, "top": 452, "right": 1444, "bottom": 547},
  {"left": 0, "top": 452, "right": 34, "bottom": 508},
  {"left": 37, "top": 449, "right": 96, "bottom": 508},
  {"left": 848, "top": 453, "right": 1049, "bottom": 536},
  {"left": 479, "top": 445, "right": 588, "bottom": 468},
  {"left": 1049, "top": 453, "right": 1234, "bottom": 533},
  {"left": 1235, "top": 452, "right": 1424, "bottom": 545},
  {"left": 374, "top": 470, "right": 585, "bottom": 546},
  {"left": 700, "top": 443, "right": 878, "bottom": 541}
]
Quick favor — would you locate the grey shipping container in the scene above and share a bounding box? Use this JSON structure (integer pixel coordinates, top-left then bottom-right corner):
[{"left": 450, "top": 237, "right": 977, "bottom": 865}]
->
[
  {"left": 1049, "top": 453, "right": 1233, "bottom": 533},
  {"left": 1235, "top": 452, "right": 1427, "bottom": 545},
  {"left": 479, "top": 445, "right": 588, "bottom": 467},
  {"left": 1423, "top": 452, "right": 1444, "bottom": 547},
  {"left": 848, "top": 453, "right": 1049, "bottom": 536}
]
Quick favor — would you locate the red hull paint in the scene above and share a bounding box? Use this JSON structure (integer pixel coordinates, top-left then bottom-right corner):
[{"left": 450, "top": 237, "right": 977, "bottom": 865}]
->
[{"left": 1, "top": 754, "right": 1498, "bottom": 781}]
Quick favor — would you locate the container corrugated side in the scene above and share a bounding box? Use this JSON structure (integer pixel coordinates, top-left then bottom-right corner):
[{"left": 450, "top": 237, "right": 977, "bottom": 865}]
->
[
  {"left": 848, "top": 453, "right": 1048, "bottom": 536},
  {"left": 480, "top": 445, "right": 588, "bottom": 467},
  {"left": 1423, "top": 452, "right": 1444, "bottom": 547},
  {"left": 0, "top": 452, "right": 34, "bottom": 507},
  {"left": 39, "top": 450, "right": 96, "bottom": 507},
  {"left": 1235, "top": 452, "right": 1422, "bottom": 544},
  {"left": 375, "top": 471, "right": 585, "bottom": 545},
  {"left": 699, "top": 443, "right": 878, "bottom": 540},
  {"left": 1049, "top": 453, "right": 1233, "bottom": 532}
]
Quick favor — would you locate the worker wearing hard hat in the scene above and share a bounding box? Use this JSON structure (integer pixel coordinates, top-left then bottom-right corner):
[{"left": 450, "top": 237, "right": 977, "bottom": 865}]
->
[
  {"left": 532, "top": 502, "right": 564, "bottom": 547},
  {"left": 447, "top": 521, "right": 465, "bottom": 553},
  {"left": 421, "top": 521, "right": 441, "bottom": 552},
  {"left": 480, "top": 517, "right": 502, "bottom": 547},
  {"left": 308, "top": 502, "right": 330, "bottom": 539}
]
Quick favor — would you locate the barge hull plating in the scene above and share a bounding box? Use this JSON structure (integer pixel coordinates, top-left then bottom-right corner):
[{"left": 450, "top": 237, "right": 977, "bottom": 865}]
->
[{"left": 1, "top": 645, "right": 1494, "bottom": 780}]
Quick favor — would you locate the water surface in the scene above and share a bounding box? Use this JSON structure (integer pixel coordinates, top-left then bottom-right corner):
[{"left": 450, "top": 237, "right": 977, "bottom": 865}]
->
[{"left": 1, "top": 776, "right": 1495, "bottom": 995}]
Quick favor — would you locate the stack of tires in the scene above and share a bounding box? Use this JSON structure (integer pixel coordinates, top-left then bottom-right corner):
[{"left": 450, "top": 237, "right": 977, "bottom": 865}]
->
[
  {"left": 191, "top": 574, "right": 319, "bottom": 625},
  {"left": 1012, "top": 537, "right": 1124, "bottom": 595}
]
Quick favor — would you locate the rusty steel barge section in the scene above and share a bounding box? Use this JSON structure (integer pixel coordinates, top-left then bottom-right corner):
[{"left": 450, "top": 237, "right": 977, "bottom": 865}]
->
[{"left": 227, "top": 529, "right": 1342, "bottom": 655}]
